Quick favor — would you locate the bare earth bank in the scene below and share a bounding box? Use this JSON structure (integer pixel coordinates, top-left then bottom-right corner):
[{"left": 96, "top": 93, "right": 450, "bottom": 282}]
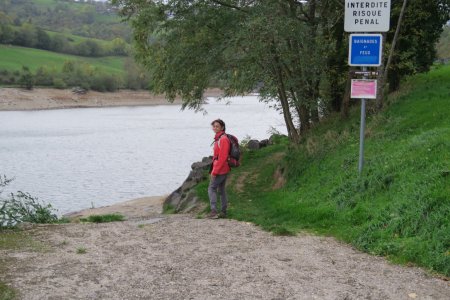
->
[
  {"left": 0, "top": 88, "right": 224, "bottom": 111},
  {"left": 1, "top": 196, "right": 449, "bottom": 300}
]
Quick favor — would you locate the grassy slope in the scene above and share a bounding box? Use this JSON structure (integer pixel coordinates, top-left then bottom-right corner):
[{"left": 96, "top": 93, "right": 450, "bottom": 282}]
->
[
  {"left": 0, "top": 45, "right": 125, "bottom": 75},
  {"left": 44, "top": 30, "right": 113, "bottom": 47},
  {"left": 196, "top": 64, "right": 450, "bottom": 276}
]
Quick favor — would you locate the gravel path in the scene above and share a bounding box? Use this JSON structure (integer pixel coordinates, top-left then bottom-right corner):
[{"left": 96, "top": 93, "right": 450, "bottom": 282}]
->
[{"left": 2, "top": 210, "right": 449, "bottom": 300}]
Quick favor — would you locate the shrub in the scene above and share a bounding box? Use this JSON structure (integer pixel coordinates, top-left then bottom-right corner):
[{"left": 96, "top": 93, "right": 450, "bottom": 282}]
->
[
  {"left": 79, "top": 214, "right": 125, "bottom": 223},
  {"left": 90, "top": 74, "right": 120, "bottom": 92},
  {"left": 0, "top": 192, "right": 59, "bottom": 227},
  {"left": 18, "top": 66, "right": 34, "bottom": 90},
  {"left": 0, "top": 176, "right": 59, "bottom": 228},
  {"left": 53, "top": 77, "right": 67, "bottom": 89}
]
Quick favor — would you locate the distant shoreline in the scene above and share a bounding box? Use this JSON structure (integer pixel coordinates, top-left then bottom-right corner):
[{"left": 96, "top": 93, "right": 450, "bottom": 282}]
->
[{"left": 0, "top": 87, "right": 224, "bottom": 111}]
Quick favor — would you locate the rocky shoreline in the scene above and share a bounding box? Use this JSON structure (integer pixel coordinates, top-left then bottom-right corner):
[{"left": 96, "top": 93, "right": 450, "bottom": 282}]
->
[{"left": 164, "top": 135, "right": 282, "bottom": 213}]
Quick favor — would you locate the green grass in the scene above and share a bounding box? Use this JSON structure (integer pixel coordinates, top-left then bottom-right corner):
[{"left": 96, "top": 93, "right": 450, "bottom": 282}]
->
[
  {"left": 79, "top": 213, "right": 125, "bottom": 223},
  {"left": 0, "top": 282, "right": 16, "bottom": 300},
  {"left": 0, "top": 45, "right": 125, "bottom": 75},
  {"left": 162, "top": 203, "right": 176, "bottom": 214},
  {"left": 76, "top": 247, "right": 87, "bottom": 254},
  {"left": 0, "top": 228, "right": 47, "bottom": 252},
  {"left": 0, "top": 228, "right": 49, "bottom": 299},
  {"left": 196, "top": 64, "right": 450, "bottom": 276}
]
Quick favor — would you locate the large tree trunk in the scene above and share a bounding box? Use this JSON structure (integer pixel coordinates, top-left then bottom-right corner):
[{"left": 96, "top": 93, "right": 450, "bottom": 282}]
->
[
  {"left": 341, "top": 71, "right": 352, "bottom": 119},
  {"left": 271, "top": 54, "right": 300, "bottom": 143},
  {"left": 376, "top": 33, "right": 387, "bottom": 111},
  {"left": 299, "top": 104, "right": 310, "bottom": 134},
  {"left": 378, "top": 0, "right": 408, "bottom": 110}
]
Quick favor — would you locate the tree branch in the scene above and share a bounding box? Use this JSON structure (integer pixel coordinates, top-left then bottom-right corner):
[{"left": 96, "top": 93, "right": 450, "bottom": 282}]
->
[{"left": 209, "top": 0, "right": 250, "bottom": 13}]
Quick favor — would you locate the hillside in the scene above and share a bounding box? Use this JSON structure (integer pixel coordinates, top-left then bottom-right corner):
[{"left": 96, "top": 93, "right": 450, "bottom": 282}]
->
[
  {"left": 195, "top": 64, "right": 450, "bottom": 276},
  {"left": 0, "top": 0, "right": 129, "bottom": 41},
  {"left": 0, "top": 45, "right": 125, "bottom": 74},
  {"left": 0, "top": 0, "right": 150, "bottom": 90}
]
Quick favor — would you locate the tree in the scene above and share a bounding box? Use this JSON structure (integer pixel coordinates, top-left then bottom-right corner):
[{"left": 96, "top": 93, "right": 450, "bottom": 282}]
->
[
  {"left": 35, "top": 27, "right": 51, "bottom": 50},
  {"left": 377, "top": 0, "right": 450, "bottom": 108},
  {"left": 50, "top": 34, "right": 68, "bottom": 52},
  {"left": 75, "top": 39, "right": 104, "bottom": 57},
  {"left": 114, "top": 0, "right": 449, "bottom": 142},
  {"left": 0, "top": 24, "right": 14, "bottom": 44},
  {"left": 110, "top": 37, "right": 128, "bottom": 56},
  {"left": 19, "top": 66, "right": 34, "bottom": 90},
  {"left": 114, "top": 0, "right": 345, "bottom": 142},
  {"left": 13, "top": 23, "right": 37, "bottom": 47}
]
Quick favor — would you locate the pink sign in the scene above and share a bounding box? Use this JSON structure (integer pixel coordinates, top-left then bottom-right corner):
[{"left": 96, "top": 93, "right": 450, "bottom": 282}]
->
[{"left": 351, "top": 79, "right": 377, "bottom": 99}]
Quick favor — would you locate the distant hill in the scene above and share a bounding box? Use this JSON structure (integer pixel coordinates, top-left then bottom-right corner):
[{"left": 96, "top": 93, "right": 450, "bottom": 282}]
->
[
  {"left": 0, "top": 44, "right": 125, "bottom": 75},
  {"left": 0, "top": 0, "right": 149, "bottom": 91},
  {"left": 0, "top": 0, "right": 130, "bottom": 41}
]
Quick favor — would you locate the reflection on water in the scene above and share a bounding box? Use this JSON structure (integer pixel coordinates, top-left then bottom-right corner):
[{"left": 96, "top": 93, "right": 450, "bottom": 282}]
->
[{"left": 0, "top": 96, "right": 286, "bottom": 213}]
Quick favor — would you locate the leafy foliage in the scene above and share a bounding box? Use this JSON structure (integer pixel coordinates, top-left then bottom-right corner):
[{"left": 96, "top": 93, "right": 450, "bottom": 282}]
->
[
  {"left": 115, "top": 0, "right": 449, "bottom": 142},
  {"left": 0, "top": 176, "right": 58, "bottom": 227}
]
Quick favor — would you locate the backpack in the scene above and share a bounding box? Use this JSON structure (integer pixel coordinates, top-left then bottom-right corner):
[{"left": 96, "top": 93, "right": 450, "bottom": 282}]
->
[
  {"left": 217, "top": 133, "right": 241, "bottom": 168},
  {"left": 226, "top": 134, "right": 241, "bottom": 168}
]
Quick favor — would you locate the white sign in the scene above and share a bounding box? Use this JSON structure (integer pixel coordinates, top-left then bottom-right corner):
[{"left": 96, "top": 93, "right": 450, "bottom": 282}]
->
[
  {"left": 345, "top": 0, "right": 391, "bottom": 32},
  {"left": 351, "top": 79, "right": 377, "bottom": 99}
]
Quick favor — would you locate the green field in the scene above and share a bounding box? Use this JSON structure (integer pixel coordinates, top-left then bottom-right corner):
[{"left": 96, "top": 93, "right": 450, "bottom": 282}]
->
[
  {"left": 196, "top": 64, "right": 450, "bottom": 276},
  {"left": 43, "top": 30, "right": 116, "bottom": 48},
  {"left": 0, "top": 45, "right": 125, "bottom": 75}
]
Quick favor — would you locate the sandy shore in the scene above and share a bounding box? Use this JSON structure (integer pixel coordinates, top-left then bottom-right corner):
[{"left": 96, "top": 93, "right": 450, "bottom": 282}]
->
[
  {"left": 1, "top": 196, "right": 449, "bottom": 299},
  {"left": 0, "top": 88, "right": 223, "bottom": 111},
  {"left": 64, "top": 196, "right": 167, "bottom": 220}
]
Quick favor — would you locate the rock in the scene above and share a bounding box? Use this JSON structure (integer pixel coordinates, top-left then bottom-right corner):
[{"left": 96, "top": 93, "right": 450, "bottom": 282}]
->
[
  {"left": 71, "top": 87, "right": 87, "bottom": 95},
  {"left": 259, "top": 139, "right": 269, "bottom": 148},
  {"left": 247, "top": 139, "right": 260, "bottom": 150},
  {"left": 191, "top": 160, "right": 212, "bottom": 170},
  {"left": 176, "top": 190, "right": 197, "bottom": 212},
  {"left": 181, "top": 179, "right": 198, "bottom": 192},
  {"left": 186, "top": 168, "right": 204, "bottom": 182},
  {"left": 202, "top": 156, "right": 213, "bottom": 163},
  {"left": 165, "top": 189, "right": 182, "bottom": 208}
]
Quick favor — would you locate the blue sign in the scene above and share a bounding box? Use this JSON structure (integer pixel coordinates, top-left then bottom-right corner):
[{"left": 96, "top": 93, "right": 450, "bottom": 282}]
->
[{"left": 349, "top": 34, "right": 382, "bottom": 66}]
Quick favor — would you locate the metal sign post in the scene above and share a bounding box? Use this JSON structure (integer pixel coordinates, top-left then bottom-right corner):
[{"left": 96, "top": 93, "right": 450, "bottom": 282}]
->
[
  {"left": 348, "top": 35, "right": 382, "bottom": 175},
  {"left": 345, "top": 0, "right": 391, "bottom": 175},
  {"left": 358, "top": 67, "right": 368, "bottom": 174}
]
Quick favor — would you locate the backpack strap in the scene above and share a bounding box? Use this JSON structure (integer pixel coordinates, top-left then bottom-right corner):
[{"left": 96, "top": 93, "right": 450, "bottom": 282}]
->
[{"left": 214, "top": 132, "right": 226, "bottom": 149}]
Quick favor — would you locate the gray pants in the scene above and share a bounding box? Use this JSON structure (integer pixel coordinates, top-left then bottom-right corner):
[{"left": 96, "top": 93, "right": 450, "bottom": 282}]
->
[{"left": 208, "top": 174, "right": 228, "bottom": 213}]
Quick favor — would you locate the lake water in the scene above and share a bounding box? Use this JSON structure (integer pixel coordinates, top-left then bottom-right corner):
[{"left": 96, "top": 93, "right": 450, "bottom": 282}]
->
[{"left": 0, "top": 96, "right": 286, "bottom": 214}]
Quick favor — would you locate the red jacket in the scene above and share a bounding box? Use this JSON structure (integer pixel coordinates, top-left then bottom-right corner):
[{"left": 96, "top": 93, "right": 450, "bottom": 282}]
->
[{"left": 211, "top": 131, "right": 231, "bottom": 176}]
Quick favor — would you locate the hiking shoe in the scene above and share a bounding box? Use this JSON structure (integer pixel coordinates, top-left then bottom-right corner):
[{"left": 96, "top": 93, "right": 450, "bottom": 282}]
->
[
  {"left": 207, "top": 211, "right": 219, "bottom": 219},
  {"left": 218, "top": 212, "right": 227, "bottom": 218}
]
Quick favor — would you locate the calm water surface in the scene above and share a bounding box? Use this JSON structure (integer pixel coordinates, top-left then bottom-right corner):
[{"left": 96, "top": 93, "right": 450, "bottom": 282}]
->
[{"left": 0, "top": 96, "right": 286, "bottom": 214}]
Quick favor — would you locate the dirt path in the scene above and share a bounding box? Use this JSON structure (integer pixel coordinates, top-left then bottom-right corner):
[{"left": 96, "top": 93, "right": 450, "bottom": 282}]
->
[{"left": 1, "top": 198, "right": 449, "bottom": 300}]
